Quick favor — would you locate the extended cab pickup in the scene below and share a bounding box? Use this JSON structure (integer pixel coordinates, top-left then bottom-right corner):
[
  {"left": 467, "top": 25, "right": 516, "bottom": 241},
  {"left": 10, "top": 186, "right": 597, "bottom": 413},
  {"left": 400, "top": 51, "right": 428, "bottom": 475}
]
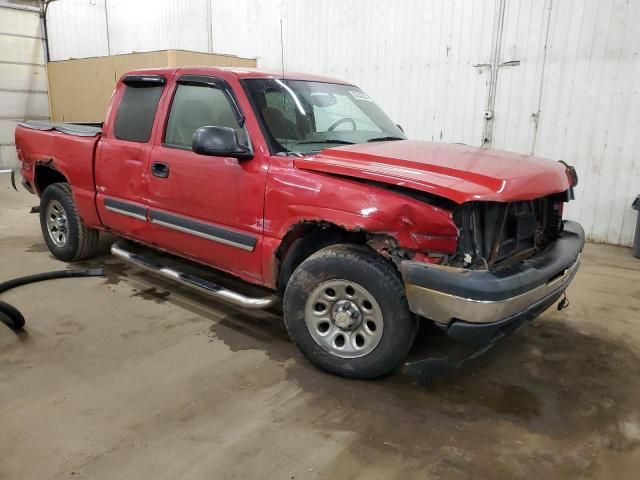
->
[{"left": 14, "top": 67, "right": 584, "bottom": 378}]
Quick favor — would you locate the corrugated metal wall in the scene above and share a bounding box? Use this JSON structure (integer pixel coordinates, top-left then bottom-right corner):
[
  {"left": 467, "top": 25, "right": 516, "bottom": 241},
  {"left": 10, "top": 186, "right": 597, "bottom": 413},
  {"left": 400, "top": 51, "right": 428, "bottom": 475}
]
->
[
  {"left": 45, "top": 0, "right": 640, "bottom": 246},
  {"left": 47, "top": 0, "right": 109, "bottom": 59},
  {"left": 47, "top": 0, "right": 213, "bottom": 59},
  {"left": 214, "top": 0, "right": 498, "bottom": 148},
  {"left": 536, "top": 0, "right": 640, "bottom": 245},
  {"left": 0, "top": 2, "right": 48, "bottom": 170},
  {"left": 489, "top": 0, "right": 640, "bottom": 245}
]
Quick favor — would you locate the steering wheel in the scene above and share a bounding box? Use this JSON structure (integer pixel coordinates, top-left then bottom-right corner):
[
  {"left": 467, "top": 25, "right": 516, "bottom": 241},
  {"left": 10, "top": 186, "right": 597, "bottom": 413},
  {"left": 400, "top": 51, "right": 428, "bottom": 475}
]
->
[{"left": 327, "top": 117, "right": 356, "bottom": 132}]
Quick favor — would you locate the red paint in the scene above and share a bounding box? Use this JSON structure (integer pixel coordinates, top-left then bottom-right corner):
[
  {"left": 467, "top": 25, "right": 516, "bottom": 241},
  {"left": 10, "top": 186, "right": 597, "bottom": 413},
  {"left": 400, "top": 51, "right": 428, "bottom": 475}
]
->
[
  {"left": 295, "top": 141, "right": 571, "bottom": 204},
  {"left": 261, "top": 156, "right": 460, "bottom": 282},
  {"left": 95, "top": 69, "right": 174, "bottom": 244},
  {"left": 14, "top": 126, "right": 103, "bottom": 228},
  {"left": 15, "top": 67, "right": 572, "bottom": 290}
]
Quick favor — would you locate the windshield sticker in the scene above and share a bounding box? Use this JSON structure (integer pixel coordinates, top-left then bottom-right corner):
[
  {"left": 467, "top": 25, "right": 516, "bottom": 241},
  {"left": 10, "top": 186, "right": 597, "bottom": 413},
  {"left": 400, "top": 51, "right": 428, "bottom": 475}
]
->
[{"left": 349, "top": 90, "right": 373, "bottom": 102}]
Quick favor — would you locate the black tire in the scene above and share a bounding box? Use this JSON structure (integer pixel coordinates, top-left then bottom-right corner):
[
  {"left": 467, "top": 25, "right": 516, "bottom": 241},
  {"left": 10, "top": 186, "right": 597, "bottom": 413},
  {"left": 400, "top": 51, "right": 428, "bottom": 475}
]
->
[
  {"left": 283, "top": 244, "right": 417, "bottom": 379},
  {"left": 39, "top": 183, "right": 99, "bottom": 262}
]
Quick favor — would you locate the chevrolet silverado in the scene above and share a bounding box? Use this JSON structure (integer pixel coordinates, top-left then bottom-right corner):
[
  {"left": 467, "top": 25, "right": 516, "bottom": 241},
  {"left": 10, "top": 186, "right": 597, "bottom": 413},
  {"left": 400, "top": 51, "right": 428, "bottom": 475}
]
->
[{"left": 14, "top": 67, "right": 584, "bottom": 378}]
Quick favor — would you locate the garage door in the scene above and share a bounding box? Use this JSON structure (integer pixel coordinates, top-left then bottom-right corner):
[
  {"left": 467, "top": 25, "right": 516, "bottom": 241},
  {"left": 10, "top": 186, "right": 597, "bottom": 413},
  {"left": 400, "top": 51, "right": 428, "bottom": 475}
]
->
[{"left": 0, "top": 4, "right": 49, "bottom": 170}]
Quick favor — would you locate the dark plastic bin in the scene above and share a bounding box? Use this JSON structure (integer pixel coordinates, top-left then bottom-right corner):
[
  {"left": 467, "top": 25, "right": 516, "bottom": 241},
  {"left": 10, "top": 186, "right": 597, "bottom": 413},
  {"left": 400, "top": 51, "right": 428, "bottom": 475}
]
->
[{"left": 633, "top": 195, "right": 640, "bottom": 259}]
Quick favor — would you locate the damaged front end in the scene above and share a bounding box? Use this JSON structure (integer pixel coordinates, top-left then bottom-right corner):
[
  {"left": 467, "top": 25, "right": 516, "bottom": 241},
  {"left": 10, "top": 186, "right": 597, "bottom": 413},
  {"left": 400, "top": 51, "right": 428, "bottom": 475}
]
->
[
  {"left": 398, "top": 190, "right": 585, "bottom": 345},
  {"left": 448, "top": 191, "right": 570, "bottom": 270}
]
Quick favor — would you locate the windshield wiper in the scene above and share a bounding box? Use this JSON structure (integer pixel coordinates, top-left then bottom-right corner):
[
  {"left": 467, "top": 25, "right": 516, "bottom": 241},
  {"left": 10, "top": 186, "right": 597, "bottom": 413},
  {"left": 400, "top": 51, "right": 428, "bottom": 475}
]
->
[
  {"left": 296, "top": 139, "right": 355, "bottom": 145},
  {"left": 367, "top": 136, "right": 405, "bottom": 142},
  {"left": 276, "top": 151, "right": 304, "bottom": 158}
]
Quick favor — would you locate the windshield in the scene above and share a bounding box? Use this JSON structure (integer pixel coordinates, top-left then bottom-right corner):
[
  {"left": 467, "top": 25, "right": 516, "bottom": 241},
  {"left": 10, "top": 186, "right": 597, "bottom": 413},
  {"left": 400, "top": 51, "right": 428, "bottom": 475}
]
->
[{"left": 243, "top": 78, "right": 406, "bottom": 155}]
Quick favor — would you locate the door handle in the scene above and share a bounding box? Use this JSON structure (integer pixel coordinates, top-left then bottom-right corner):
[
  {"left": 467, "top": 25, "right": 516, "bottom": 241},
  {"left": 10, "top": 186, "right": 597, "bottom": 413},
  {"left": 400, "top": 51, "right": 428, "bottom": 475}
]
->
[{"left": 151, "top": 162, "right": 170, "bottom": 178}]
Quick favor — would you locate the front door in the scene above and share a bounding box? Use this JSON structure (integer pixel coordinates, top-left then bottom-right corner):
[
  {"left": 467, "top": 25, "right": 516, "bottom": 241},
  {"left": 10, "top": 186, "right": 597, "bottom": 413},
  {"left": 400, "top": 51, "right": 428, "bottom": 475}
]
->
[{"left": 145, "top": 75, "right": 267, "bottom": 282}]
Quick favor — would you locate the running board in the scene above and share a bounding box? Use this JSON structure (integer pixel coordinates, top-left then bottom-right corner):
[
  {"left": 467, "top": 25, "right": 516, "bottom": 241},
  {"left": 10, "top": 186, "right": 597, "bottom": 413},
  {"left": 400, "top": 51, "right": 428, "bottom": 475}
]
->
[{"left": 111, "top": 241, "right": 280, "bottom": 310}]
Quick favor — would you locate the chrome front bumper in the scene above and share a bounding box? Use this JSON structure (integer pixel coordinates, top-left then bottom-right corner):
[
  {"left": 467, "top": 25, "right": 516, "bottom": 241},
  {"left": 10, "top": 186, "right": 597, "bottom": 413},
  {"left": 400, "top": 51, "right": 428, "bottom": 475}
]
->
[
  {"left": 405, "top": 255, "right": 580, "bottom": 324},
  {"left": 400, "top": 221, "right": 585, "bottom": 326}
]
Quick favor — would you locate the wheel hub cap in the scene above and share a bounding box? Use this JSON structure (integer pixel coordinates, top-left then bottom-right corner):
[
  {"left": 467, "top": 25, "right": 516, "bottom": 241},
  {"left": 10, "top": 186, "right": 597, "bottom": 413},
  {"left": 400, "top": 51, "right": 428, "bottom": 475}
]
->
[
  {"left": 332, "top": 300, "right": 362, "bottom": 330},
  {"left": 304, "top": 279, "right": 384, "bottom": 359},
  {"left": 45, "top": 200, "right": 69, "bottom": 248}
]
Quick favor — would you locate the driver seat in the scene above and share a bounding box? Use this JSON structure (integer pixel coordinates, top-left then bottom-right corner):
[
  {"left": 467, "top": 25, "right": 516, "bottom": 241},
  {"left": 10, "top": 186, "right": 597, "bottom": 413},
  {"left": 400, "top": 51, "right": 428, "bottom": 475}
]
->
[{"left": 262, "top": 107, "right": 299, "bottom": 139}]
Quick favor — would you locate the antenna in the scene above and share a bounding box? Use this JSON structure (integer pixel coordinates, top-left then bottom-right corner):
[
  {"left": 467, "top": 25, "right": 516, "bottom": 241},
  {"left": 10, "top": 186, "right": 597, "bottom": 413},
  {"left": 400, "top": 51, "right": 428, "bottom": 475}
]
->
[
  {"left": 279, "top": 18, "right": 288, "bottom": 152},
  {"left": 279, "top": 18, "right": 285, "bottom": 80}
]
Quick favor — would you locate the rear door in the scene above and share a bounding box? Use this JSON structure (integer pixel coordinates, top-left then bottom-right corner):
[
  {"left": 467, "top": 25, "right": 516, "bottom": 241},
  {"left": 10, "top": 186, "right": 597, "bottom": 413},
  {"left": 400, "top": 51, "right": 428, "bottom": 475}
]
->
[
  {"left": 144, "top": 74, "right": 268, "bottom": 281},
  {"left": 95, "top": 74, "right": 168, "bottom": 240}
]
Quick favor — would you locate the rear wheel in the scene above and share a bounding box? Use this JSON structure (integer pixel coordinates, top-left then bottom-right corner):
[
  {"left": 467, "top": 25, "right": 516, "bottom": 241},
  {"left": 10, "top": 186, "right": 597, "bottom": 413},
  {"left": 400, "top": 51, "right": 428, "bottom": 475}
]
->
[
  {"left": 283, "top": 244, "right": 417, "bottom": 379},
  {"left": 39, "top": 183, "right": 99, "bottom": 262}
]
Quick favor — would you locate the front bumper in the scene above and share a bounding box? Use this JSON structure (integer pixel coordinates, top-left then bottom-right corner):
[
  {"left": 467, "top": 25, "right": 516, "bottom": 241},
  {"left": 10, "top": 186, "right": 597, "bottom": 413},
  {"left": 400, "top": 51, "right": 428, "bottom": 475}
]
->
[{"left": 400, "top": 220, "right": 585, "bottom": 328}]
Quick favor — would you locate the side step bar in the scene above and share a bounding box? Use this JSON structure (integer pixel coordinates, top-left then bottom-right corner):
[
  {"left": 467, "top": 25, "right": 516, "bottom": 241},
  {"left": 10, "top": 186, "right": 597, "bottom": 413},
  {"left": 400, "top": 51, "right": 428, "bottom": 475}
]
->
[{"left": 111, "top": 241, "right": 280, "bottom": 310}]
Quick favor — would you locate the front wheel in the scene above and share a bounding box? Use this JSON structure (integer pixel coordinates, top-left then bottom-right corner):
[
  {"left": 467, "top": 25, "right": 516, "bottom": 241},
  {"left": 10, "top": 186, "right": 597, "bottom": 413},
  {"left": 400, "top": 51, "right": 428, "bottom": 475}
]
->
[{"left": 283, "top": 244, "right": 417, "bottom": 379}]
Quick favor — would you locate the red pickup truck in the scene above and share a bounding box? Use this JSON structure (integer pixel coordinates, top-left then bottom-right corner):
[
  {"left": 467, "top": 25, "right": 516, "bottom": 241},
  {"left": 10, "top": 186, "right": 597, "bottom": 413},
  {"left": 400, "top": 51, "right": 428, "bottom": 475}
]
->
[{"left": 14, "top": 67, "right": 584, "bottom": 378}]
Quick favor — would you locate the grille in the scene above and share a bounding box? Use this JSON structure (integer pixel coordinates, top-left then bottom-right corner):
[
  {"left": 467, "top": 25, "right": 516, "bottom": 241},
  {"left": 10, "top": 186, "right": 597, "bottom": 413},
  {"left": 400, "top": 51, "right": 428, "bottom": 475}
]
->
[{"left": 452, "top": 193, "right": 565, "bottom": 269}]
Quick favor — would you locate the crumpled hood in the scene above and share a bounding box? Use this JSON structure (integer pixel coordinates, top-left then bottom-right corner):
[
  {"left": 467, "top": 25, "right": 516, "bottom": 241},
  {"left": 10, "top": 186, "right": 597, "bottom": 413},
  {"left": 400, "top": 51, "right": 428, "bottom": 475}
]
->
[{"left": 294, "top": 140, "right": 571, "bottom": 204}]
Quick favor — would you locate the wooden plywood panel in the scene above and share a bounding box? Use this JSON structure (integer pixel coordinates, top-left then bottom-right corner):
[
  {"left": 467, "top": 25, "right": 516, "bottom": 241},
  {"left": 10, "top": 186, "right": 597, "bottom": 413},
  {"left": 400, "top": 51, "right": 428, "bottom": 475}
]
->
[
  {"left": 172, "top": 50, "right": 256, "bottom": 68},
  {"left": 48, "top": 50, "right": 256, "bottom": 122},
  {"left": 48, "top": 51, "right": 170, "bottom": 122},
  {"left": 47, "top": 57, "right": 119, "bottom": 122},
  {"left": 230, "top": 57, "right": 258, "bottom": 68},
  {"left": 109, "top": 50, "right": 169, "bottom": 81}
]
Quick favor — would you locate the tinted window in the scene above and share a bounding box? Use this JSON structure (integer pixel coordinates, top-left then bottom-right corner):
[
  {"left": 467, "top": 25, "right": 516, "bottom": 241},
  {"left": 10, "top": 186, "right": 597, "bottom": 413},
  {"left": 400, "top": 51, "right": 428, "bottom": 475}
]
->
[
  {"left": 265, "top": 90, "right": 297, "bottom": 125},
  {"left": 114, "top": 84, "right": 163, "bottom": 142},
  {"left": 164, "top": 84, "right": 247, "bottom": 149}
]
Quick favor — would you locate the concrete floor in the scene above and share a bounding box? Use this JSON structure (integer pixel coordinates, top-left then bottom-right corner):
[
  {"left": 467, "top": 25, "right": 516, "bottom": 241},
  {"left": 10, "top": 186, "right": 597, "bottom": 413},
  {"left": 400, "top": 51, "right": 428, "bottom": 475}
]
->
[{"left": 1, "top": 177, "right": 640, "bottom": 480}]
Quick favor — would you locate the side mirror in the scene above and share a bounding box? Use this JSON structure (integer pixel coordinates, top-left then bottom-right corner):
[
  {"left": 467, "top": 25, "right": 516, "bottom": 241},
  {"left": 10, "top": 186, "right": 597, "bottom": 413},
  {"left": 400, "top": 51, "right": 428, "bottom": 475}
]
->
[{"left": 192, "top": 126, "right": 253, "bottom": 159}]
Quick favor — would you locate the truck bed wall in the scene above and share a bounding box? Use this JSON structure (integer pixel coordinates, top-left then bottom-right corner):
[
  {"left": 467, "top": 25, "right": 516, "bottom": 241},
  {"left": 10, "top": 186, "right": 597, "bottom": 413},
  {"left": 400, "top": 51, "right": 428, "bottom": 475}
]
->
[{"left": 15, "top": 125, "right": 103, "bottom": 229}]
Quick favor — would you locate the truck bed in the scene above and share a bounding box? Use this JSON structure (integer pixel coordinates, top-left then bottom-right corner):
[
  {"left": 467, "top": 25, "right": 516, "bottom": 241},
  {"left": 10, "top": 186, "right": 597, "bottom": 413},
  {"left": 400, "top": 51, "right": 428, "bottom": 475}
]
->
[
  {"left": 14, "top": 120, "right": 103, "bottom": 228},
  {"left": 18, "top": 120, "right": 102, "bottom": 137}
]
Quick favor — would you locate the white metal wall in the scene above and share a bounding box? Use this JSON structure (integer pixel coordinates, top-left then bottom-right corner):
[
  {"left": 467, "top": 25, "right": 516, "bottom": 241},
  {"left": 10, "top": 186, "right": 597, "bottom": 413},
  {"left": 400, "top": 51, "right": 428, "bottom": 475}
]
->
[
  {"left": 45, "top": 0, "right": 640, "bottom": 246},
  {"left": 220, "top": 0, "right": 498, "bottom": 148},
  {"left": 46, "top": 0, "right": 109, "bottom": 59},
  {"left": 47, "top": 0, "right": 213, "bottom": 59},
  {"left": 490, "top": 0, "right": 640, "bottom": 246},
  {"left": 0, "top": 2, "right": 49, "bottom": 170}
]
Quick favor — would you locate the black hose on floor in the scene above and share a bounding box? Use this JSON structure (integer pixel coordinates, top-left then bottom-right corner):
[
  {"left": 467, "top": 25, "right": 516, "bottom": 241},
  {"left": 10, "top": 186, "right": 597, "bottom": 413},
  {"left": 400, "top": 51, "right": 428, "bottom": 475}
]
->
[
  {"left": 0, "top": 301, "right": 26, "bottom": 330},
  {"left": 0, "top": 268, "right": 104, "bottom": 331}
]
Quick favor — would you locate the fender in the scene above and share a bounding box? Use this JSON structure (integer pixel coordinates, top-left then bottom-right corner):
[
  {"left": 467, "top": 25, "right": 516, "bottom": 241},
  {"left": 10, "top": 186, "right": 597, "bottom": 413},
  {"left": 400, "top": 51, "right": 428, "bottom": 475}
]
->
[
  {"left": 261, "top": 159, "right": 459, "bottom": 287},
  {"left": 30, "top": 155, "right": 103, "bottom": 229}
]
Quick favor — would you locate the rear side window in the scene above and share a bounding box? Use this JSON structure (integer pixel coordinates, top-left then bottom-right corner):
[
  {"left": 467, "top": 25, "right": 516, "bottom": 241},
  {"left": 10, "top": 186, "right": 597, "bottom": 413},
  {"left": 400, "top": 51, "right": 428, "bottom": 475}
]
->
[
  {"left": 164, "top": 84, "right": 247, "bottom": 149},
  {"left": 114, "top": 84, "right": 164, "bottom": 142}
]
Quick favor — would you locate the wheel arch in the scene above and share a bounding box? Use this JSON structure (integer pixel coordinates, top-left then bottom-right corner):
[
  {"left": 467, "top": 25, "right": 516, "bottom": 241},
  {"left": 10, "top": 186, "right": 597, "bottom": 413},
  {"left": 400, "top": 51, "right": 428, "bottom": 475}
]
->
[
  {"left": 274, "top": 220, "right": 403, "bottom": 293},
  {"left": 32, "top": 158, "right": 103, "bottom": 229},
  {"left": 34, "top": 162, "right": 68, "bottom": 194},
  {"left": 275, "top": 221, "right": 365, "bottom": 292}
]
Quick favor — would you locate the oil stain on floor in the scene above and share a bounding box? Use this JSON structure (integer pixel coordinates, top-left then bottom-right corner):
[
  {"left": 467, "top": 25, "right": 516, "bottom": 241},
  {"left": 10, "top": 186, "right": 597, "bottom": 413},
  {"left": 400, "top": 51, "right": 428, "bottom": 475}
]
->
[
  {"left": 25, "top": 242, "right": 49, "bottom": 253},
  {"left": 130, "top": 287, "right": 171, "bottom": 304},
  {"left": 207, "top": 309, "right": 640, "bottom": 479},
  {"left": 73, "top": 256, "right": 131, "bottom": 286}
]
